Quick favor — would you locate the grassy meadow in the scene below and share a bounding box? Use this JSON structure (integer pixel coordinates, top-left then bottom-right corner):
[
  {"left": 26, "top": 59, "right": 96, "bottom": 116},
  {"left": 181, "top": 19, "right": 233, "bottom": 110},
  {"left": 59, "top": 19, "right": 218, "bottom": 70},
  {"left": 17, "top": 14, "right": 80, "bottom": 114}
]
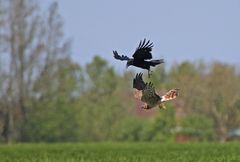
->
[{"left": 0, "top": 142, "right": 240, "bottom": 162}]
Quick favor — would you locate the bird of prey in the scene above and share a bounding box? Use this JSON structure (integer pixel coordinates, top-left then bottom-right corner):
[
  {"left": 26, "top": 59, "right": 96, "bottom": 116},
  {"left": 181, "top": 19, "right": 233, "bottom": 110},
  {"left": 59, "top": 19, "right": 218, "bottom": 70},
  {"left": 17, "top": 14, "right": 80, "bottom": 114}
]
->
[
  {"left": 133, "top": 73, "right": 179, "bottom": 109},
  {"left": 113, "top": 39, "right": 164, "bottom": 77}
]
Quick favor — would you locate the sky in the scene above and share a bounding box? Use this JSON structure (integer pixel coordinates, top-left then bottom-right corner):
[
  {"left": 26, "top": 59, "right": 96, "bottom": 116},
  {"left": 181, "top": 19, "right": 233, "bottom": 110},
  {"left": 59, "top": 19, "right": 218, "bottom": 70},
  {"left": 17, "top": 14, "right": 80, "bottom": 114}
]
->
[{"left": 42, "top": 0, "right": 240, "bottom": 71}]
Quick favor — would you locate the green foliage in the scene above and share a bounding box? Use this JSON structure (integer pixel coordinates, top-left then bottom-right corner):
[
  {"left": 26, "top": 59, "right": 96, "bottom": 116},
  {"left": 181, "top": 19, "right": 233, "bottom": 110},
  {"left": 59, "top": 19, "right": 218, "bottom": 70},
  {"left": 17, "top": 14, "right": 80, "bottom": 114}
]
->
[
  {"left": 2, "top": 55, "right": 240, "bottom": 143},
  {"left": 0, "top": 143, "right": 240, "bottom": 162},
  {"left": 178, "top": 114, "right": 215, "bottom": 141},
  {"left": 75, "top": 56, "right": 136, "bottom": 142},
  {"left": 140, "top": 107, "right": 175, "bottom": 142},
  {"left": 22, "top": 59, "right": 83, "bottom": 142},
  {"left": 112, "top": 117, "right": 145, "bottom": 141}
]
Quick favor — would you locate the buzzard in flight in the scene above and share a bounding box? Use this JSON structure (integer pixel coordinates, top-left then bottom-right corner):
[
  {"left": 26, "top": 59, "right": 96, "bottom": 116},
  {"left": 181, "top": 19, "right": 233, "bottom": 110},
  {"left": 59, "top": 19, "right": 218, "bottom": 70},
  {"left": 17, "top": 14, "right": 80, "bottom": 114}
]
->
[
  {"left": 113, "top": 39, "right": 164, "bottom": 77},
  {"left": 133, "top": 73, "right": 179, "bottom": 109}
]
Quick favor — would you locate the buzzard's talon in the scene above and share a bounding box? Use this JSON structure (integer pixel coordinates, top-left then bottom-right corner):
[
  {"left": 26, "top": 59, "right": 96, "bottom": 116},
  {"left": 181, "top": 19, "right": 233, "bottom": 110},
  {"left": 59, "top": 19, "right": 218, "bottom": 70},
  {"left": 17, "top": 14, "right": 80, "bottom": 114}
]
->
[
  {"left": 159, "top": 104, "right": 166, "bottom": 109},
  {"left": 148, "top": 70, "right": 153, "bottom": 78}
]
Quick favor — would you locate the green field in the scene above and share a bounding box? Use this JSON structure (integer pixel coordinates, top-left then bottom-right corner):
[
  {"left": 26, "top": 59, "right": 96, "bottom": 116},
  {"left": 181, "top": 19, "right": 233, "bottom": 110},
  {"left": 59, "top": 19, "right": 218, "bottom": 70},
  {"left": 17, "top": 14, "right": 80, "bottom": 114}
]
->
[{"left": 0, "top": 142, "right": 240, "bottom": 162}]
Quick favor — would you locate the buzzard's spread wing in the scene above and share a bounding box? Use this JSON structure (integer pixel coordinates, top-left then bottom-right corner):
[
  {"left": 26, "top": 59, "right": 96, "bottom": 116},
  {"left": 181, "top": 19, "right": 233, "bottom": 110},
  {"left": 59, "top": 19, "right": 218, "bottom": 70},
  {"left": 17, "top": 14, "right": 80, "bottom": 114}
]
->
[
  {"left": 160, "top": 89, "right": 179, "bottom": 102},
  {"left": 113, "top": 51, "right": 130, "bottom": 61},
  {"left": 133, "top": 73, "right": 146, "bottom": 90},
  {"left": 133, "top": 73, "right": 146, "bottom": 100},
  {"left": 132, "top": 39, "right": 153, "bottom": 60}
]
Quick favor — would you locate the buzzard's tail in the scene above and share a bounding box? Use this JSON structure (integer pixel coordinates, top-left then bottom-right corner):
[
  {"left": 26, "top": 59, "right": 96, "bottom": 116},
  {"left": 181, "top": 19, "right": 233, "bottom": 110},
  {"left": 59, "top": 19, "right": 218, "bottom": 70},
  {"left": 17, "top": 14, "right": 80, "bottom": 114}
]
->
[
  {"left": 150, "top": 59, "right": 164, "bottom": 66},
  {"left": 161, "top": 88, "right": 179, "bottom": 102}
]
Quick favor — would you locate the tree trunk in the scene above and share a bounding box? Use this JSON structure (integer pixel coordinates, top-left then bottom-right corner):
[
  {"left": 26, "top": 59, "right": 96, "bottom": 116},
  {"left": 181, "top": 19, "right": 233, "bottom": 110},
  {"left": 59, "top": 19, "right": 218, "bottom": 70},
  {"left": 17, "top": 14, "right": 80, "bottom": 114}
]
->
[
  {"left": 218, "top": 124, "right": 227, "bottom": 143},
  {"left": 2, "top": 105, "right": 15, "bottom": 143}
]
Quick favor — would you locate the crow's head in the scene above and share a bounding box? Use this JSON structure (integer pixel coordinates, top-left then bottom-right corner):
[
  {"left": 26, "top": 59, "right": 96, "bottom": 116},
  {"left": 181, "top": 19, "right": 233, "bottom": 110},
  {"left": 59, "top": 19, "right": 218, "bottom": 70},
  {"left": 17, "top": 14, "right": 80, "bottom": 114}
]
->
[{"left": 126, "top": 59, "right": 134, "bottom": 68}]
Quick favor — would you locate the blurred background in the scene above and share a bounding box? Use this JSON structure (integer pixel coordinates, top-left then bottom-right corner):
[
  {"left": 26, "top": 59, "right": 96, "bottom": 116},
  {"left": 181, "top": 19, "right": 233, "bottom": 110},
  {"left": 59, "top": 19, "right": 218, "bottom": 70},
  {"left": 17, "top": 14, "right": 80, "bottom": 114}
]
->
[{"left": 0, "top": 0, "right": 240, "bottom": 143}]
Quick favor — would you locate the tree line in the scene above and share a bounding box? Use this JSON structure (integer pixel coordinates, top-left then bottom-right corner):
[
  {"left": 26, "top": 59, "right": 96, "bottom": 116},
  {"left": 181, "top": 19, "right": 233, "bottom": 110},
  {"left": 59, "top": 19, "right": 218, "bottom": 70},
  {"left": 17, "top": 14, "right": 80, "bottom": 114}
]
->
[{"left": 0, "top": 0, "right": 240, "bottom": 143}]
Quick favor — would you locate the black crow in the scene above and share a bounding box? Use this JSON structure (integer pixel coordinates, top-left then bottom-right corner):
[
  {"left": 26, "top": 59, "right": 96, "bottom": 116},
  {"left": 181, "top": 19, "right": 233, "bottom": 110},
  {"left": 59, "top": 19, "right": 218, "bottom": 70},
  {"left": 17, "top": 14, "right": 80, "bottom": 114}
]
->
[{"left": 113, "top": 39, "right": 164, "bottom": 77}]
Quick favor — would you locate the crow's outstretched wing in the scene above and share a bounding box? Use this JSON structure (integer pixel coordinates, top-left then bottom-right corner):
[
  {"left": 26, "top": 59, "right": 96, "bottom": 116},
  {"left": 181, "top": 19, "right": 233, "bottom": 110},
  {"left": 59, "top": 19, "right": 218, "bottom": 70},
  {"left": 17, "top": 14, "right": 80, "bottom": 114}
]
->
[
  {"left": 141, "top": 82, "right": 161, "bottom": 108},
  {"left": 113, "top": 51, "right": 130, "bottom": 61},
  {"left": 160, "top": 89, "right": 179, "bottom": 102},
  {"left": 132, "top": 39, "right": 153, "bottom": 60},
  {"left": 133, "top": 73, "right": 146, "bottom": 90}
]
